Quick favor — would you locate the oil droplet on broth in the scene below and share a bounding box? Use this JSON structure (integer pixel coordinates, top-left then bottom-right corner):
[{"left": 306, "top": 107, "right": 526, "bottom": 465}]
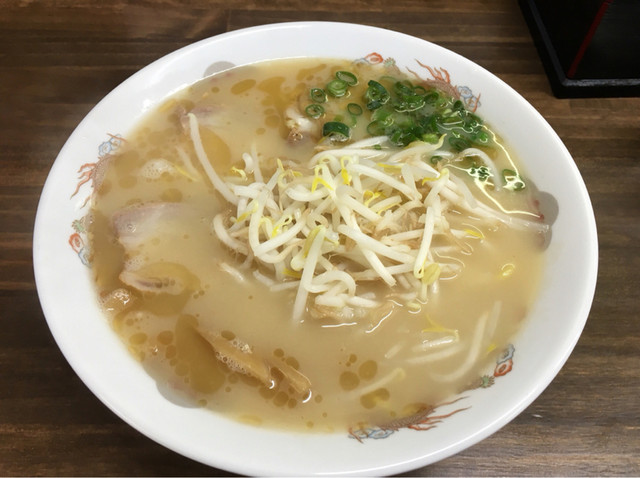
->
[
  {"left": 221, "top": 330, "right": 236, "bottom": 340},
  {"left": 230, "top": 78, "right": 256, "bottom": 95},
  {"left": 160, "top": 188, "right": 183, "bottom": 202},
  {"left": 265, "top": 115, "right": 280, "bottom": 128},
  {"left": 358, "top": 360, "right": 377, "bottom": 380},
  {"left": 157, "top": 330, "right": 173, "bottom": 345},
  {"left": 259, "top": 386, "right": 277, "bottom": 400},
  {"left": 360, "top": 388, "right": 390, "bottom": 409},
  {"left": 119, "top": 176, "right": 137, "bottom": 189},
  {"left": 274, "top": 391, "right": 289, "bottom": 407},
  {"left": 175, "top": 361, "right": 189, "bottom": 377},
  {"left": 129, "top": 332, "right": 147, "bottom": 345},
  {"left": 339, "top": 371, "right": 360, "bottom": 391},
  {"left": 284, "top": 356, "right": 299, "bottom": 369}
]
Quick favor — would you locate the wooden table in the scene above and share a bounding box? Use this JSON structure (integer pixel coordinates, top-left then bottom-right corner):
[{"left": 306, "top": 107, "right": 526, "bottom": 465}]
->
[{"left": 2, "top": 1, "right": 639, "bottom": 475}]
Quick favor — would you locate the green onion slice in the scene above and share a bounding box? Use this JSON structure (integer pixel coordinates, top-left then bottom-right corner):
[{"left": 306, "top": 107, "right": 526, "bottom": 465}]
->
[
  {"left": 502, "top": 169, "right": 526, "bottom": 191},
  {"left": 364, "top": 80, "right": 390, "bottom": 110},
  {"left": 389, "top": 129, "right": 416, "bottom": 146},
  {"left": 323, "top": 121, "right": 350, "bottom": 141},
  {"left": 468, "top": 165, "right": 491, "bottom": 181},
  {"left": 309, "top": 88, "right": 327, "bottom": 103},
  {"left": 422, "top": 133, "right": 440, "bottom": 144},
  {"left": 347, "top": 103, "right": 363, "bottom": 116},
  {"left": 366, "top": 120, "right": 386, "bottom": 136},
  {"left": 305, "top": 104, "right": 325, "bottom": 119},
  {"left": 394, "top": 94, "right": 425, "bottom": 112},
  {"left": 371, "top": 108, "right": 393, "bottom": 125},
  {"left": 475, "top": 130, "right": 490, "bottom": 143},
  {"left": 449, "top": 136, "right": 471, "bottom": 151},
  {"left": 423, "top": 91, "right": 440, "bottom": 104},
  {"left": 326, "top": 79, "right": 348, "bottom": 97},
  {"left": 413, "top": 85, "right": 427, "bottom": 95},
  {"left": 335, "top": 71, "right": 358, "bottom": 86},
  {"left": 394, "top": 80, "right": 414, "bottom": 96}
]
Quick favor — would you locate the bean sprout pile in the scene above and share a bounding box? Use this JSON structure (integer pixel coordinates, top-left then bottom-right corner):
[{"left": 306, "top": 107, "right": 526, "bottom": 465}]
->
[{"left": 187, "top": 113, "right": 545, "bottom": 323}]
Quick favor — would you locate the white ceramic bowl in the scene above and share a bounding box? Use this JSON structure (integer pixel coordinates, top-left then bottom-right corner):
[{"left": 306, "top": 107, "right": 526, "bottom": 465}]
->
[{"left": 33, "top": 22, "right": 598, "bottom": 476}]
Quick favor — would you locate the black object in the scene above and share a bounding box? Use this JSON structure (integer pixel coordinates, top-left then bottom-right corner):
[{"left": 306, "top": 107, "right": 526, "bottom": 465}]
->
[{"left": 519, "top": 0, "right": 640, "bottom": 97}]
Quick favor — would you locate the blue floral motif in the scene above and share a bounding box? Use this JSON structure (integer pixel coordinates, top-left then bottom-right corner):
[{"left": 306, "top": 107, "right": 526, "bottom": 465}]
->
[
  {"left": 69, "top": 231, "right": 90, "bottom": 268},
  {"left": 98, "top": 133, "right": 124, "bottom": 158},
  {"left": 349, "top": 427, "right": 395, "bottom": 441},
  {"left": 98, "top": 140, "right": 112, "bottom": 157},
  {"left": 497, "top": 343, "right": 515, "bottom": 364},
  {"left": 456, "top": 85, "right": 481, "bottom": 112},
  {"left": 77, "top": 246, "right": 90, "bottom": 266}
]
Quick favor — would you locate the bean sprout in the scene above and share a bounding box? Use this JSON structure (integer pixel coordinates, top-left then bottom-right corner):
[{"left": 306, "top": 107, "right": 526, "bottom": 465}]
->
[{"left": 186, "top": 115, "right": 548, "bottom": 322}]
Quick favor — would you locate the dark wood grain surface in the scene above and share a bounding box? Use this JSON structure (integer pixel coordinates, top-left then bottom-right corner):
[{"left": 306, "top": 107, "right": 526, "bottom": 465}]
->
[{"left": 2, "top": 0, "right": 639, "bottom": 476}]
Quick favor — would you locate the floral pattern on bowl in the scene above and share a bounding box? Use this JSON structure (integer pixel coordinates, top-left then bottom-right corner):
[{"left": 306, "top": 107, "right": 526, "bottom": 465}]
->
[{"left": 349, "top": 343, "right": 516, "bottom": 441}]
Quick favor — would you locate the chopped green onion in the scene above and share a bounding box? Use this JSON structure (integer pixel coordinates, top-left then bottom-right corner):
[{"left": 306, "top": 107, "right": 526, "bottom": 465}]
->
[
  {"left": 335, "top": 71, "right": 358, "bottom": 86},
  {"left": 393, "top": 81, "right": 415, "bottom": 96},
  {"left": 366, "top": 120, "right": 386, "bottom": 136},
  {"left": 310, "top": 69, "right": 492, "bottom": 152},
  {"left": 468, "top": 165, "right": 491, "bottom": 181},
  {"left": 394, "top": 94, "right": 425, "bottom": 113},
  {"left": 442, "top": 115, "right": 463, "bottom": 126},
  {"left": 389, "top": 129, "right": 415, "bottom": 146},
  {"left": 467, "top": 113, "right": 482, "bottom": 127},
  {"left": 347, "top": 103, "right": 363, "bottom": 116},
  {"left": 305, "top": 104, "right": 325, "bottom": 119},
  {"left": 449, "top": 136, "right": 471, "bottom": 151},
  {"left": 322, "top": 121, "right": 350, "bottom": 141},
  {"left": 371, "top": 108, "right": 394, "bottom": 125},
  {"left": 475, "top": 130, "right": 489, "bottom": 143},
  {"left": 326, "top": 79, "right": 348, "bottom": 97},
  {"left": 423, "top": 91, "right": 440, "bottom": 104},
  {"left": 364, "top": 80, "right": 390, "bottom": 110},
  {"left": 422, "top": 133, "right": 440, "bottom": 144},
  {"left": 310, "top": 88, "right": 327, "bottom": 103},
  {"left": 502, "top": 169, "right": 526, "bottom": 191},
  {"left": 413, "top": 85, "right": 427, "bottom": 95}
]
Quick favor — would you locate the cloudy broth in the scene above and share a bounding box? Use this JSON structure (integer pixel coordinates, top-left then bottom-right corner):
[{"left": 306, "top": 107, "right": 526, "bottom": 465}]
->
[{"left": 88, "top": 58, "right": 546, "bottom": 432}]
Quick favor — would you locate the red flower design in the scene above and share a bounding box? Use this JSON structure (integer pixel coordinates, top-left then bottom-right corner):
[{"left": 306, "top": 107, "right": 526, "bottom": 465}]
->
[
  {"left": 364, "top": 52, "right": 383, "bottom": 64},
  {"left": 494, "top": 359, "right": 513, "bottom": 377},
  {"left": 68, "top": 233, "right": 84, "bottom": 253}
]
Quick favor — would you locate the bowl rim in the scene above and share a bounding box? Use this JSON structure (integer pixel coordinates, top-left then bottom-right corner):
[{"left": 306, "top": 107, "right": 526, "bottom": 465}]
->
[{"left": 33, "top": 21, "right": 598, "bottom": 476}]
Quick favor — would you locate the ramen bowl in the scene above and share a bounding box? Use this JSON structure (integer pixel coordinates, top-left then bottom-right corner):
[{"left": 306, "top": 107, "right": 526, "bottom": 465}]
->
[{"left": 33, "top": 22, "right": 597, "bottom": 476}]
